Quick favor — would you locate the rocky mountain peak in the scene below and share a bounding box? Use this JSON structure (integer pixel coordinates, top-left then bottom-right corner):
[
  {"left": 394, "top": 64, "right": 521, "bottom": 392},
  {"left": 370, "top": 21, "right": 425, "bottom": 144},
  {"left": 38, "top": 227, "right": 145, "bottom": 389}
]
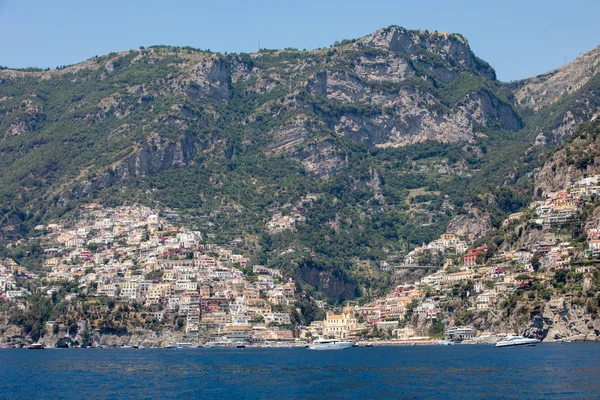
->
[{"left": 355, "top": 25, "right": 495, "bottom": 80}]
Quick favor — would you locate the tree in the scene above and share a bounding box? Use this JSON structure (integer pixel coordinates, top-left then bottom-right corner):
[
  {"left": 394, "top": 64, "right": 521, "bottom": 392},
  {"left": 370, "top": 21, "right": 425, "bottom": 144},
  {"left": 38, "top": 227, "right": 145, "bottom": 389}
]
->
[
  {"left": 531, "top": 255, "right": 541, "bottom": 272},
  {"left": 429, "top": 319, "right": 445, "bottom": 337},
  {"left": 86, "top": 243, "right": 99, "bottom": 252}
]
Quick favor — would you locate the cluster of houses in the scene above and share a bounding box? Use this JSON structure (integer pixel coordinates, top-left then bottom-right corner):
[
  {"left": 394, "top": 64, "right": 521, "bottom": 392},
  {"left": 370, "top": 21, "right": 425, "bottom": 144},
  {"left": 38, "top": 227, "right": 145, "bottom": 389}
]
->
[
  {"left": 265, "top": 213, "right": 306, "bottom": 233},
  {"left": 530, "top": 175, "right": 600, "bottom": 229},
  {"left": 264, "top": 194, "right": 317, "bottom": 233},
  {"left": 0, "top": 258, "right": 34, "bottom": 301},
  {"left": 4, "top": 205, "right": 297, "bottom": 344},
  {"left": 403, "top": 233, "right": 469, "bottom": 265}
]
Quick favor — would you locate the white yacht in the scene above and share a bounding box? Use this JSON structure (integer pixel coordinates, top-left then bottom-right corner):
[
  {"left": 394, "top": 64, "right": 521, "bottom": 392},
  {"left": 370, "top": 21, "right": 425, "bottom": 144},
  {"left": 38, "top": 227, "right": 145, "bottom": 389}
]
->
[
  {"left": 308, "top": 339, "right": 354, "bottom": 350},
  {"left": 204, "top": 341, "right": 228, "bottom": 348},
  {"left": 495, "top": 336, "right": 540, "bottom": 348}
]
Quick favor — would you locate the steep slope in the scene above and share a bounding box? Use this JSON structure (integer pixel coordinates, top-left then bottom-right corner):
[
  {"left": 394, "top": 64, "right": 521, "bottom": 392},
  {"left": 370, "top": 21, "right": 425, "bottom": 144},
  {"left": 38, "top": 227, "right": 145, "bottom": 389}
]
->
[
  {"left": 0, "top": 26, "right": 520, "bottom": 230},
  {"left": 535, "top": 119, "right": 600, "bottom": 197},
  {"left": 512, "top": 45, "right": 600, "bottom": 144}
]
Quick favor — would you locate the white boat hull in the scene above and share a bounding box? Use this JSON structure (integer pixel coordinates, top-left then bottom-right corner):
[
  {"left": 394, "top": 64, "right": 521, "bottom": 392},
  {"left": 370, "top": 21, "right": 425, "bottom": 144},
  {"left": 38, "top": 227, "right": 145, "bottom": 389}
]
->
[
  {"left": 308, "top": 341, "right": 353, "bottom": 350},
  {"left": 495, "top": 337, "right": 540, "bottom": 347}
]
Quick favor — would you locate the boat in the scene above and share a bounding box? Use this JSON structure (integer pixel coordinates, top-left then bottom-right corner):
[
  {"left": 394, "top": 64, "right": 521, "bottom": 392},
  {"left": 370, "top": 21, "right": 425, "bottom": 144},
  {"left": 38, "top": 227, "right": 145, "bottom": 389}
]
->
[
  {"left": 175, "top": 343, "right": 193, "bottom": 349},
  {"left": 204, "top": 341, "right": 227, "bottom": 348},
  {"left": 236, "top": 344, "right": 246, "bottom": 348},
  {"left": 495, "top": 336, "right": 540, "bottom": 348},
  {"left": 308, "top": 339, "right": 353, "bottom": 350},
  {"left": 365, "top": 343, "right": 373, "bottom": 348},
  {"left": 27, "top": 343, "right": 45, "bottom": 350},
  {"left": 436, "top": 340, "right": 454, "bottom": 346}
]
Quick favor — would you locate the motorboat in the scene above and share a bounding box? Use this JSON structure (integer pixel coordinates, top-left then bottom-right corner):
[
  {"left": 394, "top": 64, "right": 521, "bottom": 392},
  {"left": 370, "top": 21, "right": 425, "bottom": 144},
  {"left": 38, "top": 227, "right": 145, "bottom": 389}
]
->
[
  {"left": 495, "top": 336, "right": 540, "bottom": 348},
  {"left": 308, "top": 338, "right": 353, "bottom": 350},
  {"left": 175, "top": 343, "right": 193, "bottom": 349},
  {"left": 436, "top": 340, "right": 454, "bottom": 346},
  {"left": 27, "top": 343, "right": 45, "bottom": 350},
  {"left": 204, "top": 341, "right": 227, "bottom": 348}
]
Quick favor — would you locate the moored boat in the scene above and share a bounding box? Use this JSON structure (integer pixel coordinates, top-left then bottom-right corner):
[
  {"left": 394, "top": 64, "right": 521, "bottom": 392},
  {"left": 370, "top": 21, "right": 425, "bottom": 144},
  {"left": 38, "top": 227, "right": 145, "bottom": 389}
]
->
[
  {"left": 27, "top": 343, "right": 45, "bottom": 350},
  {"left": 495, "top": 336, "right": 540, "bottom": 348},
  {"left": 308, "top": 338, "right": 353, "bottom": 350},
  {"left": 204, "top": 341, "right": 228, "bottom": 348}
]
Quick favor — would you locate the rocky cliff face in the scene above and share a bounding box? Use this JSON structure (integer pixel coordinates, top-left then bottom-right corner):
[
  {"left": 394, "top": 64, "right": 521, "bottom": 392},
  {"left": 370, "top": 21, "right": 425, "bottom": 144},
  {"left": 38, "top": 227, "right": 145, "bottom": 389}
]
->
[
  {"left": 525, "top": 297, "right": 600, "bottom": 341},
  {"left": 446, "top": 206, "right": 494, "bottom": 240},
  {"left": 357, "top": 26, "right": 496, "bottom": 81},
  {"left": 293, "top": 263, "right": 358, "bottom": 301},
  {"left": 515, "top": 46, "right": 600, "bottom": 111},
  {"left": 0, "top": 320, "right": 206, "bottom": 348},
  {"left": 460, "top": 295, "right": 600, "bottom": 342},
  {"left": 63, "top": 131, "right": 205, "bottom": 204},
  {"left": 514, "top": 46, "right": 600, "bottom": 144},
  {"left": 296, "top": 26, "right": 521, "bottom": 150}
]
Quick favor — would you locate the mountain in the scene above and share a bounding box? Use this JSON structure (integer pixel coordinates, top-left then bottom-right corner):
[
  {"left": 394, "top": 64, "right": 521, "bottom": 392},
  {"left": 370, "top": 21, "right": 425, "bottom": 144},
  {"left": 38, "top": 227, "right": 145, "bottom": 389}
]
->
[
  {"left": 511, "top": 45, "right": 600, "bottom": 144},
  {"left": 0, "top": 26, "right": 599, "bottom": 299}
]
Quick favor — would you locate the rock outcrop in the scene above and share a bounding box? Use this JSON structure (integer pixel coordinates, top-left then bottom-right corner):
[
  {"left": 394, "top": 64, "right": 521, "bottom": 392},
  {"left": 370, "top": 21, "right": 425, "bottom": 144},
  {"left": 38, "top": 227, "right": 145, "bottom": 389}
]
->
[
  {"left": 526, "top": 297, "right": 600, "bottom": 341},
  {"left": 446, "top": 207, "right": 494, "bottom": 240}
]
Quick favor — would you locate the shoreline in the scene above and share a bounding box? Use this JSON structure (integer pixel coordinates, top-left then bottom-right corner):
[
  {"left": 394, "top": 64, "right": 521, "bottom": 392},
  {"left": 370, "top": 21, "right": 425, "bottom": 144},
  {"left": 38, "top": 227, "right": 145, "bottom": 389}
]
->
[{"left": 2, "top": 339, "right": 596, "bottom": 350}]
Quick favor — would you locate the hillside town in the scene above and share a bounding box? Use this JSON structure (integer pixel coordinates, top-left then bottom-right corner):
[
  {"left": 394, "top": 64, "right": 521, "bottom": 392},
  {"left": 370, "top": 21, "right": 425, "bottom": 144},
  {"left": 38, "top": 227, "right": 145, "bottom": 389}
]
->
[
  {"left": 1, "top": 173, "right": 599, "bottom": 347},
  {"left": 304, "top": 174, "right": 600, "bottom": 342},
  {"left": 1, "top": 204, "right": 297, "bottom": 345}
]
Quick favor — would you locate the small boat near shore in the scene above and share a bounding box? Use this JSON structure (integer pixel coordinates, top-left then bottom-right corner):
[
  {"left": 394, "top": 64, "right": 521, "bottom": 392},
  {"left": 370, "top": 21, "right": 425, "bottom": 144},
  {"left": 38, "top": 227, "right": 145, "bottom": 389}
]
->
[
  {"left": 308, "top": 339, "right": 353, "bottom": 350},
  {"left": 204, "top": 341, "right": 228, "bottom": 348},
  {"left": 27, "top": 343, "right": 45, "bottom": 350},
  {"left": 495, "top": 336, "right": 540, "bottom": 348}
]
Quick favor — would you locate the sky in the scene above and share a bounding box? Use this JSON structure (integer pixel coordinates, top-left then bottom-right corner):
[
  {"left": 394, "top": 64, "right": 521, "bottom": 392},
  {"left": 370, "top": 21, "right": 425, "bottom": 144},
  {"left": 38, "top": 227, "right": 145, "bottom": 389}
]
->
[{"left": 0, "top": 0, "right": 598, "bottom": 82}]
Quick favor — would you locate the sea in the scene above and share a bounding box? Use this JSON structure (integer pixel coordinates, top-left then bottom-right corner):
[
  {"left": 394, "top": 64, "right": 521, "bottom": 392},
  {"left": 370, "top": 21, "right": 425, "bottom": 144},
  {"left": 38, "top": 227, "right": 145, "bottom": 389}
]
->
[{"left": 1, "top": 343, "right": 599, "bottom": 399}]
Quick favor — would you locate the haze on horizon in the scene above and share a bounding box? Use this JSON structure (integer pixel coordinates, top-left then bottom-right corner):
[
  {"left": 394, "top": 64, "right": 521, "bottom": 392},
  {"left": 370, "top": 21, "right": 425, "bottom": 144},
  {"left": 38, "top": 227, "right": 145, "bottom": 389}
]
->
[{"left": 0, "top": 0, "right": 598, "bottom": 82}]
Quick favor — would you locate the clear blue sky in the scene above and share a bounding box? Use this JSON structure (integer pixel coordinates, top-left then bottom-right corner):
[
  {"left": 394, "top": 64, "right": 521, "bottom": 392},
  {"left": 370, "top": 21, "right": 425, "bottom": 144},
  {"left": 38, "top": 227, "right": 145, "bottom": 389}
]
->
[{"left": 1, "top": 0, "right": 598, "bottom": 81}]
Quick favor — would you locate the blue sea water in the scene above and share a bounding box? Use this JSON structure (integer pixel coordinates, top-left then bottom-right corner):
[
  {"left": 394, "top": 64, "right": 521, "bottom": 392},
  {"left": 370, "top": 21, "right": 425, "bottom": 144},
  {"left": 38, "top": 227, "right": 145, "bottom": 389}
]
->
[{"left": 1, "top": 343, "right": 600, "bottom": 399}]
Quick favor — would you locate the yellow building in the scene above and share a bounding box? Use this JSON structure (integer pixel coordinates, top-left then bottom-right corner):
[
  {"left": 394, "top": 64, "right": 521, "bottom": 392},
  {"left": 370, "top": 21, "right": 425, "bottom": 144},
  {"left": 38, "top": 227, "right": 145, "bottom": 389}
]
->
[
  {"left": 323, "top": 307, "right": 359, "bottom": 339},
  {"left": 553, "top": 194, "right": 576, "bottom": 210}
]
